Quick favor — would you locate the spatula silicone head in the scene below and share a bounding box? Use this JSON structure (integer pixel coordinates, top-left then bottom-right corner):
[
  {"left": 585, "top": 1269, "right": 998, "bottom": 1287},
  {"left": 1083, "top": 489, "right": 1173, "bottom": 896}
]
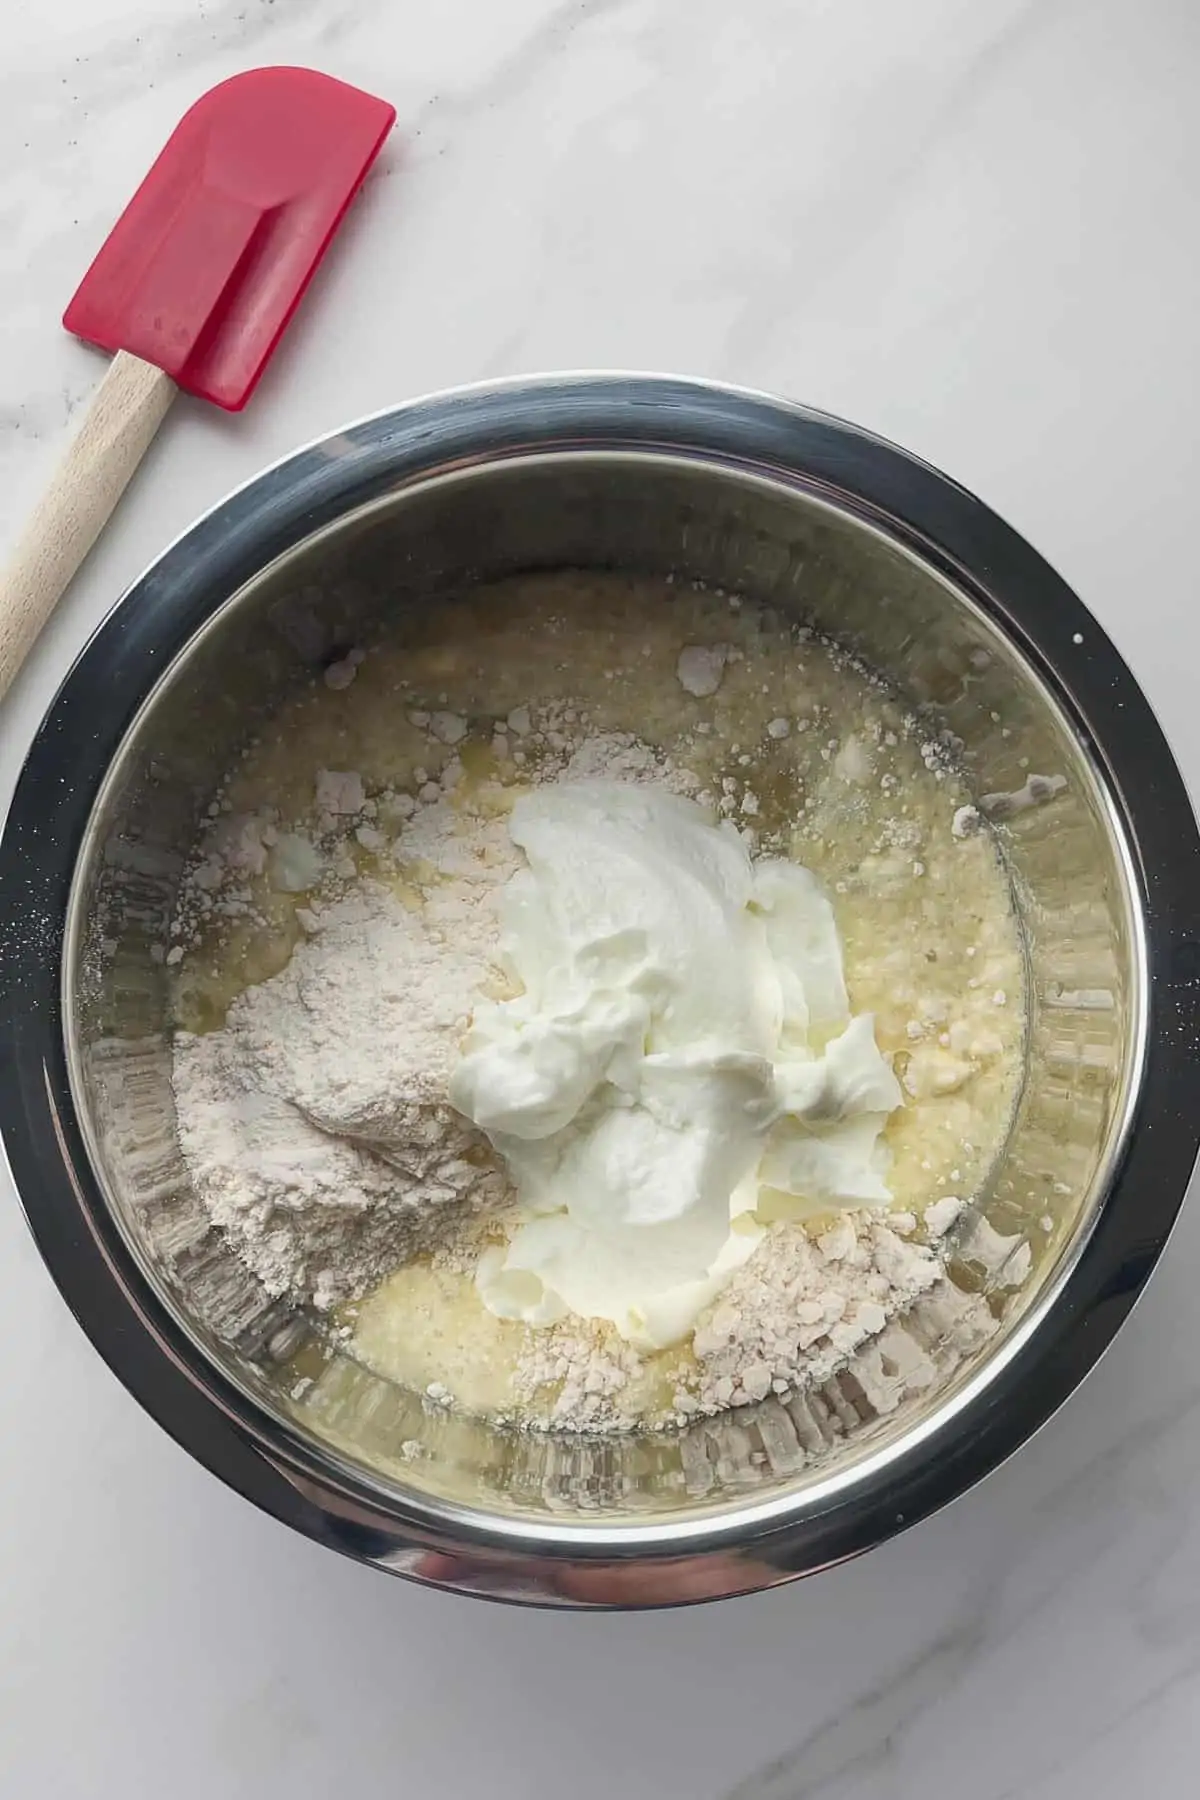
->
[
  {"left": 63, "top": 66, "right": 396, "bottom": 410},
  {"left": 0, "top": 67, "right": 393, "bottom": 702}
]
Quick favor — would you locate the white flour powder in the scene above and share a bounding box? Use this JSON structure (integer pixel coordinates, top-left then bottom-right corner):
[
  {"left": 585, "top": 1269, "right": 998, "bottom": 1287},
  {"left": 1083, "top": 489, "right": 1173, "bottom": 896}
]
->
[
  {"left": 507, "top": 1207, "right": 965, "bottom": 1431},
  {"left": 173, "top": 779, "right": 521, "bottom": 1307}
]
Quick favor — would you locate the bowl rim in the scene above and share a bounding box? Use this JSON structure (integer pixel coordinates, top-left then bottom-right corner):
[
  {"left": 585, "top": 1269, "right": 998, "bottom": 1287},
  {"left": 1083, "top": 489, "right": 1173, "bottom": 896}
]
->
[{"left": 2, "top": 372, "right": 1198, "bottom": 1608}]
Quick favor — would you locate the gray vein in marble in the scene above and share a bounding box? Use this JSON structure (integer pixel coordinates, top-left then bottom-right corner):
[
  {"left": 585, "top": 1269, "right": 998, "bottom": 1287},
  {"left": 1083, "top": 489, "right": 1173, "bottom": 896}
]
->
[
  {"left": 725, "top": 1372, "right": 1200, "bottom": 1800},
  {"left": 724, "top": 1609, "right": 989, "bottom": 1799},
  {"left": 989, "top": 1650, "right": 1200, "bottom": 1800},
  {"left": 716, "top": 0, "right": 1053, "bottom": 377},
  {"left": 375, "top": 0, "right": 651, "bottom": 171}
]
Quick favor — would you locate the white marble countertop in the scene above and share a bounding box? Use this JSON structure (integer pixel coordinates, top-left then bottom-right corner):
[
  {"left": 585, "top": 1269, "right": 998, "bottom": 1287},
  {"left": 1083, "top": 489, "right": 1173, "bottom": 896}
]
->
[{"left": 3, "top": 1, "right": 1199, "bottom": 1794}]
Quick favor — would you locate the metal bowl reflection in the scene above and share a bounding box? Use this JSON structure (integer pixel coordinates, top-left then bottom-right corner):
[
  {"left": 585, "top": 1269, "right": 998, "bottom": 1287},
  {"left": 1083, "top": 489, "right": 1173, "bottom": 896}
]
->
[{"left": 2, "top": 376, "right": 1198, "bottom": 1606}]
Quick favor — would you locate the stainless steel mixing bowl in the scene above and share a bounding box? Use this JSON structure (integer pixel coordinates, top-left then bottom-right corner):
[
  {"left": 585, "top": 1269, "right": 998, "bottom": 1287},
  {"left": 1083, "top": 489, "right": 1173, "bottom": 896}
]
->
[{"left": 2, "top": 376, "right": 1198, "bottom": 1608}]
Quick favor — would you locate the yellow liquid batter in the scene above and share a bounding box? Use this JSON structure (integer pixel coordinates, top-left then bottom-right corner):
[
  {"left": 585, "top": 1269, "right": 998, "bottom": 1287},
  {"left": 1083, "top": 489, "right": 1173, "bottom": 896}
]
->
[{"left": 172, "top": 572, "right": 1026, "bottom": 1430}]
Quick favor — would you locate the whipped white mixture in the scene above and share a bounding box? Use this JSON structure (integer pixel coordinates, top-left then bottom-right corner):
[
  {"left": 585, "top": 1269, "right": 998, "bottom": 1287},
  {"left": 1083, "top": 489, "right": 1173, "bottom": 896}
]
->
[{"left": 454, "top": 782, "right": 901, "bottom": 1348}]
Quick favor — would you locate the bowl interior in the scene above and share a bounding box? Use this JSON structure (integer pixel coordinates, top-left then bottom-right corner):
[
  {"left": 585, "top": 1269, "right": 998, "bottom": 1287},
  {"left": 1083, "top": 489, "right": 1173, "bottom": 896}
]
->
[{"left": 66, "top": 451, "right": 1142, "bottom": 1529}]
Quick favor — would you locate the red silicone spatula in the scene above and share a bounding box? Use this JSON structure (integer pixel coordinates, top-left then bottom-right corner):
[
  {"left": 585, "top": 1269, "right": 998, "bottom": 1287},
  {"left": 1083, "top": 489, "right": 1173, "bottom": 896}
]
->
[{"left": 0, "top": 66, "right": 395, "bottom": 701}]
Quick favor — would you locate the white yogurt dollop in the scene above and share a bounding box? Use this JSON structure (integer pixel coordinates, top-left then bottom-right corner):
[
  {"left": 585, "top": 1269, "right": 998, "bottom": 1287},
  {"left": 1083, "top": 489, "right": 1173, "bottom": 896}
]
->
[{"left": 449, "top": 782, "right": 902, "bottom": 1349}]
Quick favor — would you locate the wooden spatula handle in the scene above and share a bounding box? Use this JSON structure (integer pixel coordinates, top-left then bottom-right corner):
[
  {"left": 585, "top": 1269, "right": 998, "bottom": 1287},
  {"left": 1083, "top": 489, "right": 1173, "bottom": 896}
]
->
[{"left": 0, "top": 351, "right": 176, "bottom": 702}]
